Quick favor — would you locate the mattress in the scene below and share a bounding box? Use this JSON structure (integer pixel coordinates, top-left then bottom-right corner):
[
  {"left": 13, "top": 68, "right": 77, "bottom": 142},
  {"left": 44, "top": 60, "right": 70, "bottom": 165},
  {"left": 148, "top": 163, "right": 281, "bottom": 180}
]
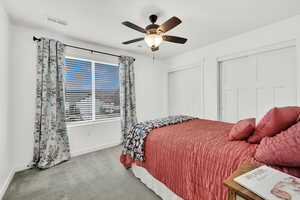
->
[{"left": 131, "top": 164, "right": 182, "bottom": 200}]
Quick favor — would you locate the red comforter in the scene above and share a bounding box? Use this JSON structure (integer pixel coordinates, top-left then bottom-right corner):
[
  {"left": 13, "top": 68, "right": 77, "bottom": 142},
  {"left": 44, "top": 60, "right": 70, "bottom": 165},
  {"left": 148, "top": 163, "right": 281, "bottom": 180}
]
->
[{"left": 120, "top": 119, "right": 300, "bottom": 200}]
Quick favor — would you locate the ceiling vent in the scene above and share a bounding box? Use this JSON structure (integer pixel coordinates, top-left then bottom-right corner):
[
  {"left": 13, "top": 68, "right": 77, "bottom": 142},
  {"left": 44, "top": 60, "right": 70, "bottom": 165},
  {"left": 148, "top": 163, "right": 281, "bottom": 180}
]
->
[{"left": 47, "top": 17, "right": 68, "bottom": 26}]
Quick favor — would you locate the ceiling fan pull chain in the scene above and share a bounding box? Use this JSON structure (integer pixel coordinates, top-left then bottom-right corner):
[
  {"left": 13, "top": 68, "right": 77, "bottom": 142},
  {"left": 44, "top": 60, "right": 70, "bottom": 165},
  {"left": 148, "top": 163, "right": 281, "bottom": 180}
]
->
[{"left": 152, "top": 52, "right": 155, "bottom": 64}]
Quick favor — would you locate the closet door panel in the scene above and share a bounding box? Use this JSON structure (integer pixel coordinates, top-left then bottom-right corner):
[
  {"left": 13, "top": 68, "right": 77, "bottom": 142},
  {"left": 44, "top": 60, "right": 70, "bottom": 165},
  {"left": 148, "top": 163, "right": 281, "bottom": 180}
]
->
[
  {"left": 256, "top": 87, "right": 274, "bottom": 121},
  {"left": 222, "top": 89, "right": 238, "bottom": 122},
  {"left": 222, "top": 56, "right": 256, "bottom": 89},
  {"left": 274, "top": 86, "right": 297, "bottom": 107},
  {"left": 220, "top": 46, "right": 297, "bottom": 123},
  {"left": 237, "top": 88, "right": 256, "bottom": 120},
  {"left": 257, "top": 47, "right": 296, "bottom": 85},
  {"left": 168, "top": 66, "right": 203, "bottom": 117},
  {"left": 221, "top": 56, "right": 256, "bottom": 122}
]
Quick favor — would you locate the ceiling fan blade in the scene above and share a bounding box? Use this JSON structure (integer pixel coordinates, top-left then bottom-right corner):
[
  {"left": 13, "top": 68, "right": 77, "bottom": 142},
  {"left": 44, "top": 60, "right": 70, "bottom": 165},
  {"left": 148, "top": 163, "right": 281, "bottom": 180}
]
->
[
  {"left": 158, "top": 16, "right": 182, "bottom": 33},
  {"left": 122, "top": 21, "right": 146, "bottom": 33},
  {"left": 162, "top": 35, "right": 187, "bottom": 44},
  {"left": 151, "top": 46, "right": 159, "bottom": 52},
  {"left": 122, "top": 37, "right": 144, "bottom": 45}
]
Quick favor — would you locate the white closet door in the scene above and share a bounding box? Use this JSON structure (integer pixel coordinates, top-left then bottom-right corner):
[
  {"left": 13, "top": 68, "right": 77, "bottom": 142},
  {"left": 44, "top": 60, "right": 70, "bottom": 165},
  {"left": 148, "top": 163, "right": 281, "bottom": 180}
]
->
[
  {"left": 220, "top": 46, "right": 297, "bottom": 123},
  {"left": 168, "top": 66, "right": 203, "bottom": 117}
]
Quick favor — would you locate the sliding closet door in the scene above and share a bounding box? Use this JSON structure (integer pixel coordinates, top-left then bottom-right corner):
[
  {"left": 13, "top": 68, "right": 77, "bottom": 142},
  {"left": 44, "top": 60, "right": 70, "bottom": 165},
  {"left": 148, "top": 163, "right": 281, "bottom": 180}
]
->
[
  {"left": 220, "top": 46, "right": 297, "bottom": 123},
  {"left": 168, "top": 66, "right": 203, "bottom": 117}
]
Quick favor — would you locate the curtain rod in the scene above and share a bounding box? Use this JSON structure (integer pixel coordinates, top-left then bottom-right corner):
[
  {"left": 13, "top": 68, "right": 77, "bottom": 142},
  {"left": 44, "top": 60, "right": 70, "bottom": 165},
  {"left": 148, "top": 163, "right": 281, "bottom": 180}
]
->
[{"left": 32, "top": 36, "right": 135, "bottom": 61}]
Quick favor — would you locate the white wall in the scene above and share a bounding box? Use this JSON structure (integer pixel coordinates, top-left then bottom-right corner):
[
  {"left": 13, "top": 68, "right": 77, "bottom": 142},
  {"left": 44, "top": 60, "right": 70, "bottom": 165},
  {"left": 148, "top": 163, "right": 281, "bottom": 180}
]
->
[
  {"left": 9, "top": 24, "right": 168, "bottom": 170},
  {"left": 165, "top": 15, "right": 300, "bottom": 120},
  {"left": 0, "top": 2, "right": 13, "bottom": 198}
]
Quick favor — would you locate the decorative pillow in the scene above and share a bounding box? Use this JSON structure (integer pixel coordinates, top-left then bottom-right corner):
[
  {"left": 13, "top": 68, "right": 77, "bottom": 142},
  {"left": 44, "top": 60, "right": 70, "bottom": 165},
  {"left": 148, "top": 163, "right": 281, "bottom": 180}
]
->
[
  {"left": 255, "top": 121, "right": 300, "bottom": 167},
  {"left": 248, "top": 106, "right": 300, "bottom": 143},
  {"left": 229, "top": 118, "right": 255, "bottom": 141}
]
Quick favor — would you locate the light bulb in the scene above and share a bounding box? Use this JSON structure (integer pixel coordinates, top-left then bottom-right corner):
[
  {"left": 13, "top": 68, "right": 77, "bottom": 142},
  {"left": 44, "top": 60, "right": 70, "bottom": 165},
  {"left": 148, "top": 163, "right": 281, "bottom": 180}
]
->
[{"left": 144, "top": 34, "right": 163, "bottom": 48}]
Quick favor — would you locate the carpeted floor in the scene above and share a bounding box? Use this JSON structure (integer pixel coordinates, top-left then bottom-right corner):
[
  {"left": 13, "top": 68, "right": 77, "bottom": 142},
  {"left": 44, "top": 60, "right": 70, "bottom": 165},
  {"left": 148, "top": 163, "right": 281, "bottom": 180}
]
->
[{"left": 3, "top": 146, "right": 161, "bottom": 200}]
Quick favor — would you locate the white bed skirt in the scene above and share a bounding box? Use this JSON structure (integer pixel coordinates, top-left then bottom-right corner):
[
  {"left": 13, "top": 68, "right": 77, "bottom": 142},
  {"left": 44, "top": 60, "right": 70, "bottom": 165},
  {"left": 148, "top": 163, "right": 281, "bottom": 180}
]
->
[{"left": 131, "top": 164, "right": 183, "bottom": 200}]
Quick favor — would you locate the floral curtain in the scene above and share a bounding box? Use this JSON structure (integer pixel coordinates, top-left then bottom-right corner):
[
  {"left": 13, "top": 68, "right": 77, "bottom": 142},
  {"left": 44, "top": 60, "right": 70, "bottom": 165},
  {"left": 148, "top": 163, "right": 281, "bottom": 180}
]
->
[
  {"left": 31, "top": 38, "right": 71, "bottom": 169},
  {"left": 119, "top": 56, "right": 137, "bottom": 142}
]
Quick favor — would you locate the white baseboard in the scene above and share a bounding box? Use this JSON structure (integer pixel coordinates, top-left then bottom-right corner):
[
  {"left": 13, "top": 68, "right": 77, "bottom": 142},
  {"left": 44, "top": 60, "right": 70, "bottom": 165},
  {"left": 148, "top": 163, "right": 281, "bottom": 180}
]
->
[
  {"left": 14, "top": 165, "right": 30, "bottom": 173},
  {"left": 71, "top": 141, "right": 121, "bottom": 157},
  {"left": 0, "top": 168, "right": 15, "bottom": 200},
  {"left": 0, "top": 165, "right": 32, "bottom": 199}
]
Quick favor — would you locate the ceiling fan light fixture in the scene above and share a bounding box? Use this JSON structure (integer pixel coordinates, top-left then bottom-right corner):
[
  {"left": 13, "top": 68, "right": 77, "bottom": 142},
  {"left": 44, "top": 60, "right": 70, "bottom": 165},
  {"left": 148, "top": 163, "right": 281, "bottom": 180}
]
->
[
  {"left": 122, "top": 15, "right": 187, "bottom": 52},
  {"left": 144, "top": 33, "right": 163, "bottom": 48}
]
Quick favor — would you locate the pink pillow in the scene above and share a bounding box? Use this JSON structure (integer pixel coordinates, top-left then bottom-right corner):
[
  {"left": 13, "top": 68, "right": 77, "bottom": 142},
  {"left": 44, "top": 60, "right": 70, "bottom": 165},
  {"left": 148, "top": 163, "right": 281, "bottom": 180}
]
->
[
  {"left": 248, "top": 106, "right": 300, "bottom": 143},
  {"left": 255, "top": 121, "right": 300, "bottom": 167},
  {"left": 229, "top": 118, "right": 255, "bottom": 141}
]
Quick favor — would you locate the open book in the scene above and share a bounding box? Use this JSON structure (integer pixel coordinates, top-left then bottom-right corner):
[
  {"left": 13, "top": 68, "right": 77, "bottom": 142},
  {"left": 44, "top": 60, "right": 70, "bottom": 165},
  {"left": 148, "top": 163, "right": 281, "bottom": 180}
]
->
[{"left": 234, "top": 165, "right": 300, "bottom": 200}]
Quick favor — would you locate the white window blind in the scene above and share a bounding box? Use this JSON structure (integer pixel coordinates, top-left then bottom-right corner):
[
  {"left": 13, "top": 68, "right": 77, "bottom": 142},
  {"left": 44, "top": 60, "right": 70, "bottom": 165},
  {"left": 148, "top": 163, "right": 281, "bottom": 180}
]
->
[
  {"left": 64, "top": 57, "right": 120, "bottom": 123},
  {"left": 95, "top": 62, "right": 120, "bottom": 119}
]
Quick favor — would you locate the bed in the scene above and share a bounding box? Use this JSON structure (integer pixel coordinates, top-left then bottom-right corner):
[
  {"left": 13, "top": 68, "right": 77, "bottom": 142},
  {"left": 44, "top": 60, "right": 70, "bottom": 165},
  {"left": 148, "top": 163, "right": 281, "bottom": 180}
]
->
[{"left": 120, "top": 119, "right": 300, "bottom": 200}]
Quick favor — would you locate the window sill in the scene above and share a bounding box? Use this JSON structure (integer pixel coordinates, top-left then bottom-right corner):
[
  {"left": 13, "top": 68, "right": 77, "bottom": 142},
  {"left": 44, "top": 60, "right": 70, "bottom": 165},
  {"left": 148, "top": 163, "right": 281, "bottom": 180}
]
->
[{"left": 66, "top": 117, "right": 120, "bottom": 128}]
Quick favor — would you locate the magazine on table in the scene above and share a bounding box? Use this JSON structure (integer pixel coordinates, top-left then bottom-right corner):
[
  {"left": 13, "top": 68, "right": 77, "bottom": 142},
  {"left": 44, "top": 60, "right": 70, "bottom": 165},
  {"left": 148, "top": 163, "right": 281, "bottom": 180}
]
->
[{"left": 234, "top": 165, "right": 300, "bottom": 200}]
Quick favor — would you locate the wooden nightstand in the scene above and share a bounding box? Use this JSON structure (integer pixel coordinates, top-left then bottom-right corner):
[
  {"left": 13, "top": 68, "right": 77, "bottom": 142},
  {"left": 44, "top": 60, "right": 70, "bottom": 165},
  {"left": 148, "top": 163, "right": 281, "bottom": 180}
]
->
[{"left": 224, "top": 163, "right": 264, "bottom": 200}]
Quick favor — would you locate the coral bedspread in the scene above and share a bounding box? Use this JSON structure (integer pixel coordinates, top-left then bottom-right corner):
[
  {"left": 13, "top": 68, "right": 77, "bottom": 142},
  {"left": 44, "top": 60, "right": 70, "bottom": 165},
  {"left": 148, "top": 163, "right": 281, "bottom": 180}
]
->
[{"left": 120, "top": 119, "right": 300, "bottom": 200}]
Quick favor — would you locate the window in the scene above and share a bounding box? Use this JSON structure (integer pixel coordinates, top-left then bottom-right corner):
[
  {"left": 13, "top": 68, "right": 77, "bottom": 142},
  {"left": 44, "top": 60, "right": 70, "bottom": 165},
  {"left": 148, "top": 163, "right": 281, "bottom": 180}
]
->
[{"left": 64, "top": 57, "right": 120, "bottom": 123}]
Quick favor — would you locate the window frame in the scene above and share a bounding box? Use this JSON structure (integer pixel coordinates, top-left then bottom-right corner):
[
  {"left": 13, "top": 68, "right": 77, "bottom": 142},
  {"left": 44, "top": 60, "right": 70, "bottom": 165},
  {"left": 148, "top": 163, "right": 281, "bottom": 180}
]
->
[{"left": 64, "top": 56, "right": 120, "bottom": 127}]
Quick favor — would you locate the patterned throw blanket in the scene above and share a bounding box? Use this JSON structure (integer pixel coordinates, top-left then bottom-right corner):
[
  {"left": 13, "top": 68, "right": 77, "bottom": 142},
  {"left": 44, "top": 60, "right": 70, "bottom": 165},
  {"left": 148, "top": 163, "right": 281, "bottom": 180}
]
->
[{"left": 122, "top": 115, "right": 197, "bottom": 162}]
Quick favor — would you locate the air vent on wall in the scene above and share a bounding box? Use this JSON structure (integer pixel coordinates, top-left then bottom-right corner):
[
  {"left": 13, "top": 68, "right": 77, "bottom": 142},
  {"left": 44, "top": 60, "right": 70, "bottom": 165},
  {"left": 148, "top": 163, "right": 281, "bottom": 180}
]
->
[{"left": 47, "top": 17, "right": 68, "bottom": 26}]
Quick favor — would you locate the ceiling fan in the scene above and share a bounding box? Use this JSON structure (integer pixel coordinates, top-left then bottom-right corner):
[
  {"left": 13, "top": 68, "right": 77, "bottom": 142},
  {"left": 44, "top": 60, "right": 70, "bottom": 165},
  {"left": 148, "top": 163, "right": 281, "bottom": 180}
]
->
[{"left": 122, "top": 14, "right": 187, "bottom": 52}]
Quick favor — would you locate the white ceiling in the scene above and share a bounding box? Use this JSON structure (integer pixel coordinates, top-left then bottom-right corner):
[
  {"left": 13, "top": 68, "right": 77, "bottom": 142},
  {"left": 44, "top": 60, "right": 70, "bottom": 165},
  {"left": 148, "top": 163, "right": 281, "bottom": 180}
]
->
[{"left": 3, "top": 0, "right": 300, "bottom": 58}]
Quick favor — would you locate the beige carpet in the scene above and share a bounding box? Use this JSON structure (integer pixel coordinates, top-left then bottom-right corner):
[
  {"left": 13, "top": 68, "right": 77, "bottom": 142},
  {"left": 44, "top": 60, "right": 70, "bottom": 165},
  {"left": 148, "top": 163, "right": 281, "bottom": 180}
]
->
[{"left": 4, "top": 146, "right": 161, "bottom": 200}]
